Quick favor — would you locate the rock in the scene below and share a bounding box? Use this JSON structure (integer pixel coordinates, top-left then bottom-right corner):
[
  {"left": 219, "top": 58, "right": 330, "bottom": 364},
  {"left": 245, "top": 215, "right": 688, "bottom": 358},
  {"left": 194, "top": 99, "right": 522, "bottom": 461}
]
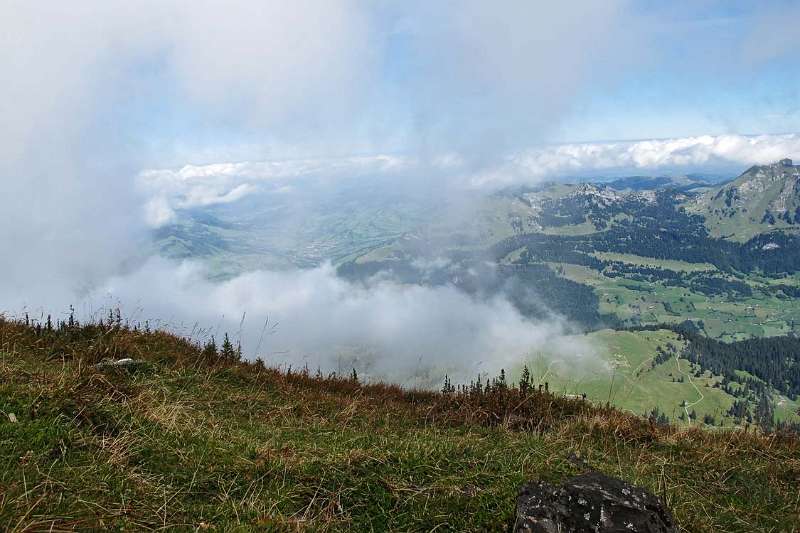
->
[
  {"left": 96, "top": 358, "right": 138, "bottom": 368},
  {"left": 514, "top": 471, "right": 677, "bottom": 532},
  {"left": 95, "top": 358, "right": 150, "bottom": 373}
]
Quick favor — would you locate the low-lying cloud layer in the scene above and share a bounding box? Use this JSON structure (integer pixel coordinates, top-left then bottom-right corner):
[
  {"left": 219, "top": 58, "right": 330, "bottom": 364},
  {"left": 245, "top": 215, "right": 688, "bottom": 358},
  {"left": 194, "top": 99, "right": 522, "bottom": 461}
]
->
[
  {"left": 140, "top": 133, "right": 800, "bottom": 223},
  {"left": 74, "top": 259, "right": 598, "bottom": 385},
  {"left": 515, "top": 133, "right": 800, "bottom": 179}
]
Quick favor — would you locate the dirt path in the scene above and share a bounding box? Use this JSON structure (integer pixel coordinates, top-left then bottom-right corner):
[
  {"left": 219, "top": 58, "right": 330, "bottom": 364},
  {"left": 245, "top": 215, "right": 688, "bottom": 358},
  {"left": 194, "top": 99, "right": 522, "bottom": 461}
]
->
[{"left": 674, "top": 356, "right": 704, "bottom": 418}]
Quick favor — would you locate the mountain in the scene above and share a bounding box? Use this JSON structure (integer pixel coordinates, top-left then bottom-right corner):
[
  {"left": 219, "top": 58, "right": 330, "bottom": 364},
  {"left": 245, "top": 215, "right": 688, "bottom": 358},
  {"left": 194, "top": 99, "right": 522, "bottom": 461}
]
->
[{"left": 689, "top": 159, "right": 800, "bottom": 240}]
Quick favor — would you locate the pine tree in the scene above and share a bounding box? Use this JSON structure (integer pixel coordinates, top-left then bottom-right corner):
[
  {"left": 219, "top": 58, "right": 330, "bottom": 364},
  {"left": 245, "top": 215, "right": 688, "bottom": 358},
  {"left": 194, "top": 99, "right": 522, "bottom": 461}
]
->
[
  {"left": 497, "top": 369, "right": 507, "bottom": 390},
  {"left": 202, "top": 336, "right": 218, "bottom": 360},
  {"left": 519, "top": 365, "right": 531, "bottom": 395},
  {"left": 441, "top": 375, "right": 455, "bottom": 394},
  {"left": 755, "top": 392, "right": 774, "bottom": 432},
  {"left": 221, "top": 333, "right": 235, "bottom": 360}
]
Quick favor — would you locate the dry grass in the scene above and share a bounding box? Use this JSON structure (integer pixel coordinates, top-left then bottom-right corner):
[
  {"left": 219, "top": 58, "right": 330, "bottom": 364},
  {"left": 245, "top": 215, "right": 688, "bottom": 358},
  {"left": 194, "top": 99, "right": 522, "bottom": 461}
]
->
[{"left": 1, "top": 316, "right": 799, "bottom": 531}]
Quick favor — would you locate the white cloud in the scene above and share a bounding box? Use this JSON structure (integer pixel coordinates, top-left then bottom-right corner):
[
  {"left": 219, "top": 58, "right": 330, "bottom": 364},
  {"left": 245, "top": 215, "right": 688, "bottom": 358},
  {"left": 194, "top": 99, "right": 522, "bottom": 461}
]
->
[
  {"left": 139, "top": 134, "right": 800, "bottom": 215},
  {"left": 513, "top": 134, "right": 800, "bottom": 180},
  {"left": 0, "top": 0, "right": 377, "bottom": 288},
  {"left": 137, "top": 155, "right": 410, "bottom": 226},
  {"left": 165, "top": 0, "right": 372, "bottom": 129},
  {"left": 89, "top": 259, "right": 601, "bottom": 384},
  {"left": 391, "top": 0, "right": 638, "bottom": 153},
  {"left": 144, "top": 197, "right": 177, "bottom": 228}
]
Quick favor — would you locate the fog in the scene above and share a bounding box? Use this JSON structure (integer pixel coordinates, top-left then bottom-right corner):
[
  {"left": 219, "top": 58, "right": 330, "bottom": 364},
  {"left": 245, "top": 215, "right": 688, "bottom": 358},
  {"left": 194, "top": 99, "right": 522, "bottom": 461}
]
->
[
  {"left": 2, "top": 2, "right": 798, "bottom": 385},
  {"left": 72, "top": 259, "right": 595, "bottom": 384}
]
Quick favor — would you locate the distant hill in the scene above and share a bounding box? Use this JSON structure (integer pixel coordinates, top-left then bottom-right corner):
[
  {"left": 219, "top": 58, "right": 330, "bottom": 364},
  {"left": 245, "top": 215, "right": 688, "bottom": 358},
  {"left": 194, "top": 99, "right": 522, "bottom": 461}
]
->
[
  {"left": 603, "top": 174, "right": 712, "bottom": 192},
  {"left": 688, "top": 159, "right": 800, "bottom": 240}
]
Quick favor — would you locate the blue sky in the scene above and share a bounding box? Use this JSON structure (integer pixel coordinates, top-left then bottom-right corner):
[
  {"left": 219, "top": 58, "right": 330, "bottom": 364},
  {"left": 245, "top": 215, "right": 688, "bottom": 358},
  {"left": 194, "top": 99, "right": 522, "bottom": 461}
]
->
[
  {"left": 554, "top": 1, "right": 800, "bottom": 143},
  {"left": 119, "top": 0, "right": 800, "bottom": 164},
  {"left": 3, "top": 0, "right": 800, "bottom": 168}
]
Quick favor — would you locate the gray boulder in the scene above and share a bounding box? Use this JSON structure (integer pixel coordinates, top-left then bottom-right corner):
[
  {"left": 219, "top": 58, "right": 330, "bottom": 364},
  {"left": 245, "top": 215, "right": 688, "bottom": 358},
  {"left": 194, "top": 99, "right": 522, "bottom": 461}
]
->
[{"left": 514, "top": 471, "right": 677, "bottom": 532}]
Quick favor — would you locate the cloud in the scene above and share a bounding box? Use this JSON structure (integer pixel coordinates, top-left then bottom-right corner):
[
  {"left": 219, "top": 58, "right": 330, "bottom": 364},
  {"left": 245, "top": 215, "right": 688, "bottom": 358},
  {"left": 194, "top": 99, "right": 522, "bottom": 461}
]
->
[
  {"left": 87, "top": 259, "right": 600, "bottom": 384},
  {"left": 164, "top": 0, "right": 373, "bottom": 131},
  {"left": 139, "top": 134, "right": 800, "bottom": 214},
  {"left": 0, "top": 0, "right": 376, "bottom": 293},
  {"left": 387, "top": 0, "right": 638, "bottom": 154},
  {"left": 513, "top": 134, "right": 800, "bottom": 180},
  {"left": 137, "top": 155, "right": 411, "bottom": 227}
]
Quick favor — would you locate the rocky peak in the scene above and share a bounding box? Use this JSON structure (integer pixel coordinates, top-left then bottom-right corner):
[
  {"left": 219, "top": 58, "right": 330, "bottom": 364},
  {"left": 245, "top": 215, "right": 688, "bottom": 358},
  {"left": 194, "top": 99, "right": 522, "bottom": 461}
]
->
[
  {"left": 570, "top": 184, "right": 622, "bottom": 204},
  {"left": 698, "top": 158, "right": 800, "bottom": 232},
  {"left": 735, "top": 159, "right": 800, "bottom": 189}
]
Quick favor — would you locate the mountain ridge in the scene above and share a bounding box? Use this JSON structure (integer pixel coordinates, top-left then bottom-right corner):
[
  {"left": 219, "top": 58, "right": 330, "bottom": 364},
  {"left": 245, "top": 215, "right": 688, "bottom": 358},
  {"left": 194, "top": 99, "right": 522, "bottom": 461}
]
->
[{"left": 690, "top": 158, "right": 800, "bottom": 240}]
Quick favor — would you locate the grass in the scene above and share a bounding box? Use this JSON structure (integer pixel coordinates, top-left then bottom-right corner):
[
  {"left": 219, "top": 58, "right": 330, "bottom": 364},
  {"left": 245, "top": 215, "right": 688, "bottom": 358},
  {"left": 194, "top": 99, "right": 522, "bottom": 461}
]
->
[
  {"left": 528, "top": 329, "right": 800, "bottom": 427},
  {"left": 2, "top": 318, "right": 799, "bottom": 531},
  {"left": 550, "top": 260, "right": 800, "bottom": 340},
  {"left": 590, "top": 252, "right": 716, "bottom": 273}
]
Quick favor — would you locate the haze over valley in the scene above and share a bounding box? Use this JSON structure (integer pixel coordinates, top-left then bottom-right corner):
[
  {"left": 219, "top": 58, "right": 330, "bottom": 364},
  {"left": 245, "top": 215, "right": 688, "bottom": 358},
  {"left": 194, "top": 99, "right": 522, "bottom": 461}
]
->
[{"left": 3, "top": 1, "right": 800, "bottom": 427}]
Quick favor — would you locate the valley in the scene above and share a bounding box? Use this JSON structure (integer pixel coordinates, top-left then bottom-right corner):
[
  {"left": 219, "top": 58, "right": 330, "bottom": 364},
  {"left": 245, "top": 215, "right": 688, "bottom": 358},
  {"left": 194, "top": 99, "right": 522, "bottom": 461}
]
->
[{"left": 155, "top": 160, "right": 800, "bottom": 428}]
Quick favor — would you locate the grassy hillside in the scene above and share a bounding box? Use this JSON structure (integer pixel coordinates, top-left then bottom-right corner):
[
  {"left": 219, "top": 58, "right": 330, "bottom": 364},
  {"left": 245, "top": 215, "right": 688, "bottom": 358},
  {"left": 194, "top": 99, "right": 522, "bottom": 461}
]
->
[
  {"left": 528, "top": 329, "right": 800, "bottom": 427},
  {"left": 551, "top": 259, "right": 800, "bottom": 340},
  {"left": 1, "top": 318, "right": 799, "bottom": 531}
]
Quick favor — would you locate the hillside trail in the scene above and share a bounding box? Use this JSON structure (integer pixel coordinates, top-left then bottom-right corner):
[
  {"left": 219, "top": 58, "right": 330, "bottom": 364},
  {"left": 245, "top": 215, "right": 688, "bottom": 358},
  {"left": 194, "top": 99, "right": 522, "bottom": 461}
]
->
[{"left": 674, "top": 356, "right": 704, "bottom": 418}]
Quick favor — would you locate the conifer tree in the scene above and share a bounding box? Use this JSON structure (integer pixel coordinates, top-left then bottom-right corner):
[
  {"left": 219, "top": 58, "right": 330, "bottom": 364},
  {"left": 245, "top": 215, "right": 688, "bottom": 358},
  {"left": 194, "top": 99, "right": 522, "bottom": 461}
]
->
[
  {"left": 519, "top": 365, "right": 531, "bottom": 395},
  {"left": 755, "top": 392, "right": 774, "bottom": 432},
  {"left": 202, "top": 336, "right": 218, "bottom": 360},
  {"left": 221, "top": 333, "right": 235, "bottom": 360}
]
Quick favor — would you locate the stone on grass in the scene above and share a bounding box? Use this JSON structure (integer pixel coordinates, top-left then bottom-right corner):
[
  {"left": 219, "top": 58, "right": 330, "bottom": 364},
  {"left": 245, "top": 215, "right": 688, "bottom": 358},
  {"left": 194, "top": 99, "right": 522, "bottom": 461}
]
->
[{"left": 515, "top": 471, "right": 677, "bottom": 532}]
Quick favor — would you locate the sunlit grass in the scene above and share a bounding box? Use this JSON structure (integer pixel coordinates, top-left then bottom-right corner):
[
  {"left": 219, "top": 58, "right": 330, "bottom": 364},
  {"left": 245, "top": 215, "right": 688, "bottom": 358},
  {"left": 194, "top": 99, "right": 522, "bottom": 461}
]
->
[{"left": 1, "top": 317, "right": 798, "bottom": 531}]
